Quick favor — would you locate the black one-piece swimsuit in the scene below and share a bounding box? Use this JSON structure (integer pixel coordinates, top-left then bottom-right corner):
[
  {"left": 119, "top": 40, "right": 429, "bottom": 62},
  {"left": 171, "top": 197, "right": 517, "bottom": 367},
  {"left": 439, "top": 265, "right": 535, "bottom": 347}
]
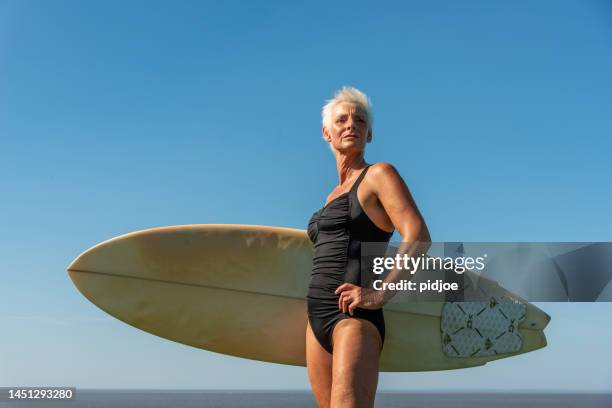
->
[{"left": 306, "top": 165, "right": 393, "bottom": 354}]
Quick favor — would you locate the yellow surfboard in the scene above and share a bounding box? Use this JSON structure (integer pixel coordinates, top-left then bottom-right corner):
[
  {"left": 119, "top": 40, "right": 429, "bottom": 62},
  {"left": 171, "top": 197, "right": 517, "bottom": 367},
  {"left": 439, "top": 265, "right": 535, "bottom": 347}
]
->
[{"left": 67, "top": 224, "right": 550, "bottom": 371}]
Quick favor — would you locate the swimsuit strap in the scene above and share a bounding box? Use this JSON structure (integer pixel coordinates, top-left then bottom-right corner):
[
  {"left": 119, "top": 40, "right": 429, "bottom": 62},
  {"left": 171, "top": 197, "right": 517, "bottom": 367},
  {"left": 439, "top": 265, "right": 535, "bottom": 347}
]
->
[{"left": 349, "top": 165, "right": 371, "bottom": 194}]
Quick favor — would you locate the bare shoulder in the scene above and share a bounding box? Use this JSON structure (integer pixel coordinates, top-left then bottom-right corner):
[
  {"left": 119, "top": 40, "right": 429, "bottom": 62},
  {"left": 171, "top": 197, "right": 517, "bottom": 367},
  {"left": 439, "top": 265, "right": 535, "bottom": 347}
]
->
[{"left": 368, "top": 162, "right": 404, "bottom": 186}]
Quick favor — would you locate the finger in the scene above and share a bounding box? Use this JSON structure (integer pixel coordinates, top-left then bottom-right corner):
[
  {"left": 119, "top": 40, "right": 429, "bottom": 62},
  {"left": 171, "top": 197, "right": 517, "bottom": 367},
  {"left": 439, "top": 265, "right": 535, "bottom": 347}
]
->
[
  {"left": 342, "top": 296, "right": 351, "bottom": 314},
  {"left": 348, "top": 298, "right": 360, "bottom": 315},
  {"left": 335, "top": 283, "right": 351, "bottom": 294},
  {"left": 338, "top": 292, "right": 349, "bottom": 311}
]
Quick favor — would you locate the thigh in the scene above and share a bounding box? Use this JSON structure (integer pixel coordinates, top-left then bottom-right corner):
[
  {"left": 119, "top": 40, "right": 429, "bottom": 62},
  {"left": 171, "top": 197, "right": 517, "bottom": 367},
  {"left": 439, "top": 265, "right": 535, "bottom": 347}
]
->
[
  {"left": 330, "top": 318, "right": 381, "bottom": 408},
  {"left": 306, "top": 321, "right": 333, "bottom": 408}
]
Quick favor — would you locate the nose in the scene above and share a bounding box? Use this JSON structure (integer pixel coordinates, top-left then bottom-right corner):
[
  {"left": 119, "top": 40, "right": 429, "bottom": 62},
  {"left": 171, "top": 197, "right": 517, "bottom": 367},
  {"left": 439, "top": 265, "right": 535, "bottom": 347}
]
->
[{"left": 345, "top": 116, "right": 355, "bottom": 129}]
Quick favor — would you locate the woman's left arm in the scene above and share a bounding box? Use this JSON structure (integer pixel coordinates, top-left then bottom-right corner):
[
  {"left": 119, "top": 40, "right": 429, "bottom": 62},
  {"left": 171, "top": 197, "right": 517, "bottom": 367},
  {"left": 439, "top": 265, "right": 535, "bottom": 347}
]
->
[
  {"left": 336, "top": 162, "right": 432, "bottom": 314},
  {"left": 371, "top": 162, "right": 430, "bottom": 243}
]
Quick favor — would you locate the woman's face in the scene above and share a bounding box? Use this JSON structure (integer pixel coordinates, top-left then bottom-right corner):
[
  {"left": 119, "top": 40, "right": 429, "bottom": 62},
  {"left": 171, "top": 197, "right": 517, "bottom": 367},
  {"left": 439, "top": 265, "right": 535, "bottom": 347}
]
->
[{"left": 323, "top": 102, "right": 371, "bottom": 153}]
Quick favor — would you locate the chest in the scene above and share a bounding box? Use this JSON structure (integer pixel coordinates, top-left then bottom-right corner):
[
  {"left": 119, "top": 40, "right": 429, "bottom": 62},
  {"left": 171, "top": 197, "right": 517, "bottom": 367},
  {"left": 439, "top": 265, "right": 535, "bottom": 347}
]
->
[{"left": 307, "top": 194, "right": 353, "bottom": 243}]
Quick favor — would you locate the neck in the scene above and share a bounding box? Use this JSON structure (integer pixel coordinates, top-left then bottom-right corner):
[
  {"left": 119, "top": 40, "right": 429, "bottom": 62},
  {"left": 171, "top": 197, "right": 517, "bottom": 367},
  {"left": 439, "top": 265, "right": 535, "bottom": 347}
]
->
[{"left": 334, "top": 152, "right": 367, "bottom": 185}]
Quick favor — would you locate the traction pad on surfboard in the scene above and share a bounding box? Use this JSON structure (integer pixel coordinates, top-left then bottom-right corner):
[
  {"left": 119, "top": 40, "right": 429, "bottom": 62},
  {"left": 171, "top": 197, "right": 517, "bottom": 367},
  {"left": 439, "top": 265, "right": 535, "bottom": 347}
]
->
[{"left": 441, "top": 298, "right": 526, "bottom": 358}]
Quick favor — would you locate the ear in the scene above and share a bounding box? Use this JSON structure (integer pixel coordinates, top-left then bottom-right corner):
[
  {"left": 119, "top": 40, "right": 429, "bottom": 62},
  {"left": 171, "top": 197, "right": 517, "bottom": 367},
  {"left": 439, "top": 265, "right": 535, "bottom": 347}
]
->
[
  {"left": 322, "top": 126, "right": 331, "bottom": 143},
  {"left": 367, "top": 129, "right": 373, "bottom": 143}
]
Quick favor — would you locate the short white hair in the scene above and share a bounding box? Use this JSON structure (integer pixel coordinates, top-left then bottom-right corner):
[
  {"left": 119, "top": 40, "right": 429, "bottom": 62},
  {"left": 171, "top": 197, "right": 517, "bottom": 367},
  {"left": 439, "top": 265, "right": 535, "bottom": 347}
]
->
[{"left": 322, "top": 87, "right": 373, "bottom": 132}]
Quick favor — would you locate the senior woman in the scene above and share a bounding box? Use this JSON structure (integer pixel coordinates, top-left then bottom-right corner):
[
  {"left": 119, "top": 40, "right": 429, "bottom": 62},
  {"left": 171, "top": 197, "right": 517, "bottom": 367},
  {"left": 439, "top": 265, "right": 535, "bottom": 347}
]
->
[{"left": 306, "top": 87, "right": 431, "bottom": 408}]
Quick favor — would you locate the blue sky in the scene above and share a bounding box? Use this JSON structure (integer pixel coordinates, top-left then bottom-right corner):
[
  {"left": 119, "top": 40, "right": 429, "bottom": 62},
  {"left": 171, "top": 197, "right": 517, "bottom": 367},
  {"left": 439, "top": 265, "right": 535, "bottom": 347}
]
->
[{"left": 1, "top": 0, "right": 611, "bottom": 391}]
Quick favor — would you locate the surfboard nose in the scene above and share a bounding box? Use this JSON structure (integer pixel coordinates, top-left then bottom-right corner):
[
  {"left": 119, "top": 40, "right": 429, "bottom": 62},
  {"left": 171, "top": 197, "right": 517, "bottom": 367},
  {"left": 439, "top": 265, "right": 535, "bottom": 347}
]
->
[
  {"left": 520, "top": 303, "right": 551, "bottom": 330},
  {"left": 543, "top": 311, "right": 551, "bottom": 327}
]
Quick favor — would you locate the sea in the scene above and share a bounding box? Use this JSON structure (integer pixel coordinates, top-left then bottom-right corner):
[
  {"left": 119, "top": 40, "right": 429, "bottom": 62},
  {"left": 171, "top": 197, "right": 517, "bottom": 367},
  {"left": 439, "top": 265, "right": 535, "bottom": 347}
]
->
[{"left": 1, "top": 390, "right": 611, "bottom": 408}]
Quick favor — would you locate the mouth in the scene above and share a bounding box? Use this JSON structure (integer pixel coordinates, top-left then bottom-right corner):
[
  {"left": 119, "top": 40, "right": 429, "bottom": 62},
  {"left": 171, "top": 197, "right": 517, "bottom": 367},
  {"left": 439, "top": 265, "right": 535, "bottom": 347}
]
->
[{"left": 343, "top": 134, "right": 358, "bottom": 139}]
